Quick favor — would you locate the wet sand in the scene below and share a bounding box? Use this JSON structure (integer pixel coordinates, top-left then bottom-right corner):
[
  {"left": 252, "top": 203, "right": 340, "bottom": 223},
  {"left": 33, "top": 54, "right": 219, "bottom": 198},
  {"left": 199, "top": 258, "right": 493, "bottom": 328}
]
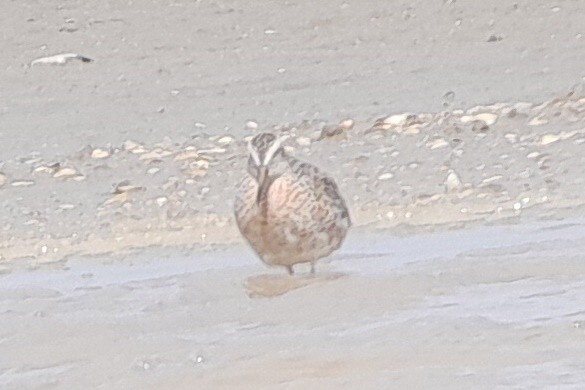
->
[
  {"left": 2, "top": 218, "right": 585, "bottom": 389},
  {"left": 2, "top": 1, "right": 585, "bottom": 389}
]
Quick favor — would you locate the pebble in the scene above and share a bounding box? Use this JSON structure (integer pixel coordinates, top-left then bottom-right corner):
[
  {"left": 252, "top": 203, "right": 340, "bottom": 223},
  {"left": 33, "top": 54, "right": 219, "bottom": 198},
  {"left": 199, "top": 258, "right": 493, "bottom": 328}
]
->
[
  {"left": 11, "top": 180, "right": 35, "bottom": 187},
  {"left": 197, "top": 148, "right": 226, "bottom": 154},
  {"left": 470, "top": 104, "right": 507, "bottom": 114},
  {"left": 442, "top": 91, "right": 455, "bottom": 107},
  {"left": 188, "top": 168, "right": 207, "bottom": 178},
  {"left": 245, "top": 120, "right": 258, "bottom": 130},
  {"left": 139, "top": 149, "right": 172, "bottom": 161},
  {"left": 384, "top": 113, "right": 411, "bottom": 126},
  {"left": 339, "top": 118, "right": 355, "bottom": 129},
  {"left": 191, "top": 159, "right": 210, "bottom": 170},
  {"left": 175, "top": 148, "right": 200, "bottom": 161},
  {"left": 504, "top": 133, "right": 518, "bottom": 143},
  {"left": 529, "top": 116, "right": 548, "bottom": 126},
  {"left": 539, "top": 134, "right": 560, "bottom": 145},
  {"left": 461, "top": 113, "right": 498, "bottom": 125},
  {"left": 216, "top": 136, "right": 234, "bottom": 146},
  {"left": 34, "top": 165, "right": 57, "bottom": 174},
  {"left": 296, "top": 137, "right": 312, "bottom": 146},
  {"left": 445, "top": 170, "right": 463, "bottom": 192},
  {"left": 513, "top": 102, "right": 533, "bottom": 114},
  {"left": 457, "top": 188, "right": 474, "bottom": 199},
  {"left": 471, "top": 120, "right": 489, "bottom": 133},
  {"left": 416, "top": 194, "right": 442, "bottom": 205},
  {"left": 123, "top": 140, "right": 142, "bottom": 151},
  {"left": 0, "top": 173, "right": 6, "bottom": 187},
  {"left": 482, "top": 175, "right": 503, "bottom": 184},
  {"left": 476, "top": 113, "right": 498, "bottom": 125},
  {"left": 115, "top": 181, "right": 143, "bottom": 194},
  {"left": 377, "top": 173, "right": 394, "bottom": 181},
  {"left": 131, "top": 146, "right": 147, "bottom": 155},
  {"left": 518, "top": 168, "right": 531, "bottom": 179},
  {"left": 320, "top": 124, "right": 345, "bottom": 139},
  {"left": 155, "top": 197, "right": 168, "bottom": 207},
  {"left": 53, "top": 168, "right": 80, "bottom": 180},
  {"left": 123, "top": 140, "right": 147, "bottom": 154},
  {"left": 427, "top": 138, "right": 449, "bottom": 150},
  {"left": 23, "top": 157, "right": 43, "bottom": 165},
  {"left": 537, "top": 156, "right": 550, "bottom": 168},
  {"left": 147, "top": 167, "right": 160, "bottom": 175},
  {"left": 91, "top": 148, "right": 110, "bottom": 159},
  {"left": 105, "top": 193, "right": 128, "bottom": 205},
  {"left": 404, "top": 125, "right": 421, "bottom": 135}
]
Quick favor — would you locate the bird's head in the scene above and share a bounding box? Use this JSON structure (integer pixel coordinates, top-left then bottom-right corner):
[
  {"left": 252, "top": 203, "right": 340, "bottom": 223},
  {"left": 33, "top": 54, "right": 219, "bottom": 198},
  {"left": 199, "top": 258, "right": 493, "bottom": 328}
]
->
[{"left": 246, "top": 133, "right": 289, "bottom": 204}]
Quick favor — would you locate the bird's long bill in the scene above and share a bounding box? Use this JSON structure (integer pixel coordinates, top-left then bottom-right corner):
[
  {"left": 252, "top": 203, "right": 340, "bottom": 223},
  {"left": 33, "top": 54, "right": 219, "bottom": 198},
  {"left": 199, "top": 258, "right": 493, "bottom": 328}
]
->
[{"left": 256, "top": 165, "right": 269, "bottom": 205}]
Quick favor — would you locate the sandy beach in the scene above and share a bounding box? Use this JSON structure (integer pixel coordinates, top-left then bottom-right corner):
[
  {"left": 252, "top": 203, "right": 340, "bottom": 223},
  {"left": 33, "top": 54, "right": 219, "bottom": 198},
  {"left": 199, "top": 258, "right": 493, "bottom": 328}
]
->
[{"left": 1, "top": 1, "right": 585, "bottom": 389}]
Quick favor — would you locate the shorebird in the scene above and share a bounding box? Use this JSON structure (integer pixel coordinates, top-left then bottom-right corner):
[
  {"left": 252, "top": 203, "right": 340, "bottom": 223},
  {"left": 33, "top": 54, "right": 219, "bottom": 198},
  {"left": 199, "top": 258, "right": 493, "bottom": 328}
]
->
[{"left": 234, "top": 133, "right": 351, "bottom": 275}]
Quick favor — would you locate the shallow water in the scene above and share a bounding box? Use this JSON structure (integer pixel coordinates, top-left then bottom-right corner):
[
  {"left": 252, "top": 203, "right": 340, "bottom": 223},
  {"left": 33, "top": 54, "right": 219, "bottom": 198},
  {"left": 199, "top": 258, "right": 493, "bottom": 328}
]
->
[{"left": 1, "top": 218, "right": 585, "bottom": 389}]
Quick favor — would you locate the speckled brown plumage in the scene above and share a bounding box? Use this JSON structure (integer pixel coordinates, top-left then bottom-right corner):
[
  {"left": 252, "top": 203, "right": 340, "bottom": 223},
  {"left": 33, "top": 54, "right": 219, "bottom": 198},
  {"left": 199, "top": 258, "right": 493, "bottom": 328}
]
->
[{"left": 234, "top": 133, "right": 351, "bottom": 274}]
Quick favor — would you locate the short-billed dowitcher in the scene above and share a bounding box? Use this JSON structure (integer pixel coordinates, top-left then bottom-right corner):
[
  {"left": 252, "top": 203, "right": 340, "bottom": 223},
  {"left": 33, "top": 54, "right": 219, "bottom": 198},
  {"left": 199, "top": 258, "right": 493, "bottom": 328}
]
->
[{"left": 234, "top": 133, "right": 351, "bottom": 275}]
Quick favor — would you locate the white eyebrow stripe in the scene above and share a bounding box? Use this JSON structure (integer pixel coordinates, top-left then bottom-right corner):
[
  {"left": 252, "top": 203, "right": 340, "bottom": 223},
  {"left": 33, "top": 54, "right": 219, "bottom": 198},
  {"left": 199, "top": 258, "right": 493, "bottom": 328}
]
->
[
  {"left": 263, "top": 135, "right": 289, "bottom": 165},
  {"left": 248, "top": 141, "right": 261, "bottom": 165}
]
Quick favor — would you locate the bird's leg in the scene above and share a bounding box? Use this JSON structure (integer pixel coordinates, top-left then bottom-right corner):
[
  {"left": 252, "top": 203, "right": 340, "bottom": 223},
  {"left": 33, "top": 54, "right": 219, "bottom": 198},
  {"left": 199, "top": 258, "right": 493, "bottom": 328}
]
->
[{"left": 286, "top": 265, "right": 294, "bottom": 275}]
